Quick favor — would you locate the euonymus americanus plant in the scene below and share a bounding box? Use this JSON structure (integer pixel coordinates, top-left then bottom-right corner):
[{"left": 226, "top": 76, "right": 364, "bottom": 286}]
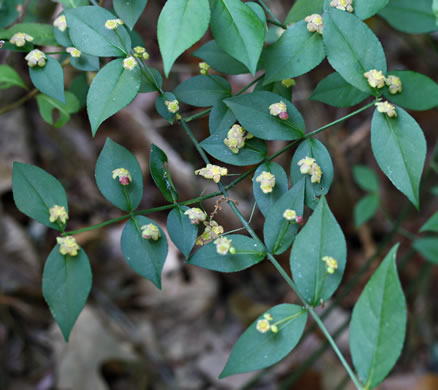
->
[{"left": 3, "top": 0, "right": 438, "bottom": 388}]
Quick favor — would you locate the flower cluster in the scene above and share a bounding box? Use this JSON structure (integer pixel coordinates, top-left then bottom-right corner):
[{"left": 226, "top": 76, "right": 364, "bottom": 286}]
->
[
  {"left": 133, "top": 46, "right": 150, "bottom": 60},
  {"left": 49, "top": 205, "right": 69, "bottom": 224},
  {"left": 66, "top": 47, "right": 81, "bottom": 58},
  {"left": 305, "top": 14, "right": 323, "bottom": 34},
  {"left": 256, "top": 313, "right": 279, "bottom": 334},
  {"left": 214, "top": 236, "right": 235, "bottom": 255},
  {"left": 141, "top": 224, "right": 161, "bottom": 240},
  {"left": 223, "top": 124, "right": 253, "bottom": 154},
  {"left": 196, "top": 220, "right": 224, "bottom": 245},
  {"left": 112, "top": 168, "right": 132, "bottom": 186},
  {"left": 385, "top": 75, "right": 402, "bottom": 94},
  {"left": 165, "top": 99, "right": 179, "bottom": 114},
  {"left": 375, "top": 101, "right": 397, "bottom": 118},
  {"left": 53, "top": 15, "right": 67, "bottom": 32},
  {"left": 298, "top": 156, "right": 323, "bottom": 184},
  {"left": 199, "top": 62, "right": 210, "bottom": 75},
  {"left": 330, "top": 0, "right": 353, "bottom": 12},
  {"left": 184, "top": 208, "right": 207, "bottom": 224},
  {"left": 122, "top": 56, "right": 137, "bottom": 71},
  {"left": 25, "top": 49, "right": 47, "bottom": 67},
  {"left": 195, "top": 164, "right": 228, "bottom": 183},
  {"left": 364, "top": 70, "right": 402, "bottom": 94},
  {"left": 283, "top": 209, "right": 297, "bottom": 222},
  {"left": 281, "top": 78, "right": 295, "bottom": 88},
  {"left": 57, "top": 236, "right": 80, "bottom": 257},
  {"left": 255, "top": 171, "right": 276, "bottom": 194},
  {"left": 105, "top": 19, "right": 124, "bottom": 30},
  {"left": 9, "top": 32, "right": 33, "bottom": 47},
  {"left": 322, "top": 256, "right": 339, "bottom": 274},
  {"left": 269, "top": 101, "right": 288, "bottom": 120}
]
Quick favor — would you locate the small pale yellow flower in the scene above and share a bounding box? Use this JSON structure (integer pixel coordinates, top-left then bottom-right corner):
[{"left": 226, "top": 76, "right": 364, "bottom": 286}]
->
[
  {"left": 195, "top": 164, "right": 228, "bottom": 183},
  {"left": 49, "top": 205, "right": 69, "bottom": 224},
  {"left": 330, "top": 0, "right": 354, "bottom": 12},
  {"left": 133, "top": 46, "right": 150, "bottom": 60},
  {"left": 256, "top": 171, "right": 276, "bottom": 194},
  {"left": 375, "top": 101, "right": 397, "bottom": 118},
  {"left": 165, "top": 99, "right": 179, "bottom": 113},
  {"left": 53, "top": 15, "right": 67, "bottom": 32},
  {"left": 283, "top": 209, "right": 297, "bottom": 222},
  {"left": 66, "top": 47, "right": 81, "bottom": 58},
  {"left": 112, "top": 168, "right": 132, "bottom": 185},
  {"left": 57, "top": 236, "right": 80, "bottom": 257},
  {"left": 184, "top": 208, "right": 207, "bottom": 224},
  {"left": 105, "top": 19, "right": 123, "bottom": 30},
  {"left": 256, "top": 319, "right": 271, "bottom": 333},
  {"left": 310, "top": 162, "right": 323, "bottom": 184},
  {"left": 141, "top": 224, "right": 161, "bottom": 240},
  {"left": 269, "top": 101, "right": 288, "bottom": 119},
  {"left": 197, "top": 220, "right": 224, "bottom": 245},
  {"left": 25, "top": 49, "right": 46, "bottom": 67},
  {"left": 199, "top": 62, "right": 210, "bottom": 75},
  {"left": 224, "top": 124, "right": 247, "bottom": 154},
  {"left": 322, "top": 256, "right": 339, "bottom": 274},
  {"left": 122, "top": 56, "right": 137, "bottom": 71},
  {"left": 385, "top": 75, "right": 402, "bottom": 94},
  {"left": 10, "top": 32, "right": 33, "bottom": 47},
  {"left": 364, "top": 69, "right": 385, "bottom": 89},
  {"left": 298, "top": 156, "right": 316, "bottom": 175},
  {"left": 281, "top": 78, "right": 295, "bottom": 88},
  {"left": 214, "top": 236, "right": 234, "bottom": 255},
  {"left": 305, "top": 14, "right": 323, "bottom": 34}
]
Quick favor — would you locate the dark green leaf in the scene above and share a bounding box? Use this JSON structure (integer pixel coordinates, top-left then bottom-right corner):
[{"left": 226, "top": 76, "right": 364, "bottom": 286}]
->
[
  {"left": 87, "top": 58, "right": 141, "bottom": 136},
  {"left": 225, "top": 91, "right": 305, "bottom": 141},
  {"left": 413, "top": 238, "right": 438, "bottom": 263},
  {"left": 285, "top": 0, "right": 324, "bottom": 24},
  {"left": 0, "top": 64, "right": 27, "bottom": 89},
  {"left": 149, "top": 144, "right": 178, "bottom": 202},
  {"left": 57, "top": 0, "right": 89, "bottom": 7},
  {"left": 43, "top": 244, "right": 92, "bottom": 341},
  {"left": 12, "top": 162, "right": 69, "bottom": 231},
  {"left": 290, "top": 196, "right": 347, "bottom": 305},
  {"left": 323, "top": 9, "right": 386, "bottom": 93},
  {"left": 371, "top": 106, "right": 426, "bottom": 209},
  {"left": 71, "top": 53, "right": 99, "bottom": 72},
  {"left": 29, "top": 56, "right": 65, "bottom": 103},
  {"left": 310, "top": 72, "right": 369, "bottom": 108},
  {"left": 187, "top": 234, "right": 266, "bottom": 272},
  {"left": 167, "top": 207, "right": 198, "bottom": 258},
  {"left": 254, "top": 76, "right": 293, "bottom": 101},
  {"left": 264, "top": 21, "right": 325, "bottom": 84},
  {"left": 155, "top": 91, "right": 177, "bottom": 123},
  {"left": 157, "top": 0, "right": 210, "bottom": 77},
  {"left": 264, "top": 179, "right": 305, "bottom": 254},
  {"left": 209, "top": 101, "right": 237, "bottom": 135},
  {"left": 139, "top": 67, "right": 162, "bottom": 93},
  {"left": 220, "top": 304, "right": 307, "bottom": 377},
  {"left": 352, "top": 165, "right": 379, "bottom": 193},
  {"left": 420, "top": 212, "right": 438, "bottom": 233},
  {"left": 95, "top": 138, "right": 143, "bottom": 211},
  {"left": 68, "top": 72, "right": 88, "bottom": 109},
  {"left": 246, "top": 2, "right": 266, "bottom": 24},
  {"left": 0, "top": 23, "right": 57, "bottom": 45},
  {"left": 210, "top": 0, "right": 265, "bottom": 75},
  {"left": 354, "top": 0, "right": 389, "bottom": 20},
  {"left": 354, "top": 194, "right": 379, "bottom": 228},
  {"left": 350, "top": 244, "right": 407, "bottom": 389},
  {"left": 114, "top": 0, "right": 148, "bottom": 30},
  {"left": 54, "top": 20, "right": 72, "bottom": 47},
  {"left": 174, "top": 75, "right": 231, "bottom": 107},
  {"left": 0, "top": 0, "right": 21, "bottom": 27},
  {"left": 36, "top": 91, "right": 80, "bottom": 128}
]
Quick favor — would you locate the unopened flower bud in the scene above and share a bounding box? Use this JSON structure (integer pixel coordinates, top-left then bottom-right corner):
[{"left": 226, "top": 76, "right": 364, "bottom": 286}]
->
[
  {"left": 364, "top": 69, "right": 385, "bottom": 89},
  {"left": 53, "top": 15, "right": 67, "bottom": 32},
  {"left": 112, "top": 168, "right": 132, "bottom": 185},
  {"left": 184, "top": 208, "right": 207, "bottom": 224},
  {"left": 25, "top": 49, "right": 47, "bottom": 67},
  {"left": 305, "top": 14, "right": 323, "bottom": 34},
  {"left": 66, "top": 47, "right": 81, "bottom": 58},
  {"left": 141, "top": 223, "right": 161, "bottom": 240},
  {"left": 199, "top": 62, "right": 210, "bottom": 75},
  {"left": 49, "top": 205, "right": 69, "bottom": 224},
  {"left": 269, "top": 101, "right": 288, "bottom": 118},
  {"left": 375, "top": 101, "right": 397, "bottom": 118},
  {"left": 330, "top": 0, "right": 353, "bottom": 12},
  {"left": 57, "top": 236, "right": 80, "bottom": 256},
  {"left": 255, "top": 171, "right": 276, "bottom": 194},
  {"left": 322, "top": 256, "right": 339, "bottom": 274},
  {"left": 10, "top": 32, "right": 33, "bottom": 47},
  {"left": 385, "top": 75, "right": 402, "bottom": 94},
  {"left": 195, "top": 164, "right": 228, "bottom": 183},
  {"left": 214, "top": 236, "right": 233, "bottom": 255}
]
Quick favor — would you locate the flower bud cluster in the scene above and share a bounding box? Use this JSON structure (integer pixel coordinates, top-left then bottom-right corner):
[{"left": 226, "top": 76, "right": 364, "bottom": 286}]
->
[
  {"left": 223, "top": 124, "right": 253, "bottom": 154},
  {"left": 133, "top": 46, "right": 150, "bottom": 60},
  {"left": 53, "top": 15, "right": 67, "bottom": 32},
  {"left": 322, "top": 256, "right": 339, "bottom": 274},
  {"left": 165, "top": 99, "right": 179, "bottom": 113},
  {"left": 49, "top": 205, "right": 69, "bottom": 224},
  {"left": 256, "top": 313, "right": 279, "bottom": 334},
  {"left": 184, "top": 208, "right": 207, "bottom": 224},
  {"left": 141, "top": 223, "right": 161, "bottom": 240},
  {"left": 255, "top": 171, "right": 276, "bottom": 194},
  {"left": 298, "top": 156, "right": 322, "bottom": 184},
  {"left": 25, "top": 49, "right": 47, "bottom": 67},
  {"left": 214, "top": 236, "right": 235, "bottom": 255},
  {"left": 199, "top": 62, "right": 210, "bottom": 75},
  {"left": 269, "top": 101, "right": 288, "bottom": 120},
  {"left": 57, "top": 236, "right": 80, "bottom": 257},
  {"left": 305, "top": 14, "right": 323, "bottom": 34},
  {"left": 105, "top": 19, "right": 124, "bottom": 30},
  {"left": 375, "top": 101, "right": 397, "bottom": 118},
  {"left": 10, "top": 32, "right": 33, "bottom": 47},
  {"left": 330, "top": 0, "right": 353, "bottom": 12},
  {"left": 364, "top": 69, "right": 402, "bottom": 95},
  {"left": 195, "top": 164, "right": 228, "bottom": 183}
]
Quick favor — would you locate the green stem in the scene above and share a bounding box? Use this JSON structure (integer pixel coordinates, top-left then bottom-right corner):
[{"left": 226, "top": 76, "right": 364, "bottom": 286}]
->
[
  {"left": 257, "top": 0, "right": 286, "bottom": 28},
  {"left": 267, "top": 18, "right": 287, "bottom": 29},
  {"left": 271, "top": 309, "right": 306, "bottom": 328}
]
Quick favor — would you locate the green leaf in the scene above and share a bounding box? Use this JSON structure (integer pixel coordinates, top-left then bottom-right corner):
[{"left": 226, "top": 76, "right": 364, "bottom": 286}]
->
[
  {"left": 36, "top": 91, "right": 80, "bottom": 128},
  {"left": 121, "top": 216, "right": 168, "bottom": 289},
  {"left": 43, "top": 244, "right": 92, "bottom": 341},
  {"left": 54, "top": 18, "right": 73, "bottom": 47},
  {"left": 354, "top": 194, "right": 379, "bottom": 228},
  {"left": 167, "top": 207, "right": 198, "bottom": 258},
  {"left": 220, "top": 304, "right": 307, "bottom": 377},
  {"left": 225, "top": 91, "right": 305, "bottom": 141},
  {"left": 0, "top": 23, "right": 57, "bottom": 45},
  {"left": 29, "top": 56, "right": 65, "bottom": 104},
  {"left": 285, "top": 0, "right": 323, "bottom": 23},
  {"left": 420, "top": 212, "right": 438, "bottom": 233},
  {"left": 157, "top": 0, "right": 210, "bottom": 77},
  {"left": 155, "top": 91, "right": 178, "bottom": 123},
  {"left": 383, "top": 70, "right": 438, "bottom": 111},
  {"left": 354, "top": 0, "right": 389, "bottom": 20},
  {"left": 187, "top": 234, "right": 266, "bottom": 272},
  {"left": 253, "top": 162, "right": 289, "bottom": 218},
  {"left": 290, "top": 196, "right": 347, "bottom": 305},
  {"left": 413, "top": 238, "right": 438, "bottom": 263},
  {"left": 310, "top": 72, "right": 369, "bottom": 108},
  {"left": 57, "top": 0, "right": 89, "bottom": 8},
  {"left": 95, "top": 138, "right": 143, "bottom": 212},
  {"left": 323, "top": 9, "right": 387, "bottom": 93},
  {"left": 71, "top": 53, "right": 100, "bottom": 72},
  {"left": 0, "top": 64, "right": 27, "bottom": 89},
  {"left": 379, "top": 0, "right": 438, "bottom": 34},
  {"left": 371, "top": 106, "right": 426, "bottom": 209},
  {"left": 68, "top": 72, "right": 88, "bottom": 109},
  {"left": 12, "top": 162, "right": 69, "bottom": 231},
  {"left": 290, "top": 139, "right": 334, "bottom": 210},
  {"left": 65, "top": 6, "right": 131, "bottom": 56},
  {"left": 113, "top": 0, "right": 148, "bottom": 30},
  {"left": 352, "top": 165, "right": 379, "bottom": 193},
  {"left": 173, "top": 75, "right": 231, "bottom": 107},
  {"left": 209, "top": 101, "right": 237, "bottom": 135},
  {"left": 192, "top": 40, "right": 250, "bottom": 75},
  {"left": 149, "top": 144, "right": 178, "bottom": 202},
  {"left": 200, "top": 130, "right": 267, "bottom": 166},
  {"left": 254, "top": 76, "right": 293, "bottom": 101},
  {"left": 264, "top": 179, "right": 305, "bottom": 255},
  {"left": 264, "top": 21, "right": 325, "bottom": 84},
  {"left": 350, "top": 244, "right": 407, "bottom": 389},
  {"left": 210, "top": 0, "right": 265, "bottom": 75},
  {"left": 0, "top": 0, "right": 21, "bottom": 28},
  {"left": 139, "top": 67, "right": 162, "bottom": 93},
  {"left": 87, "top": 58, "right": 141, "bottom": 136}
]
